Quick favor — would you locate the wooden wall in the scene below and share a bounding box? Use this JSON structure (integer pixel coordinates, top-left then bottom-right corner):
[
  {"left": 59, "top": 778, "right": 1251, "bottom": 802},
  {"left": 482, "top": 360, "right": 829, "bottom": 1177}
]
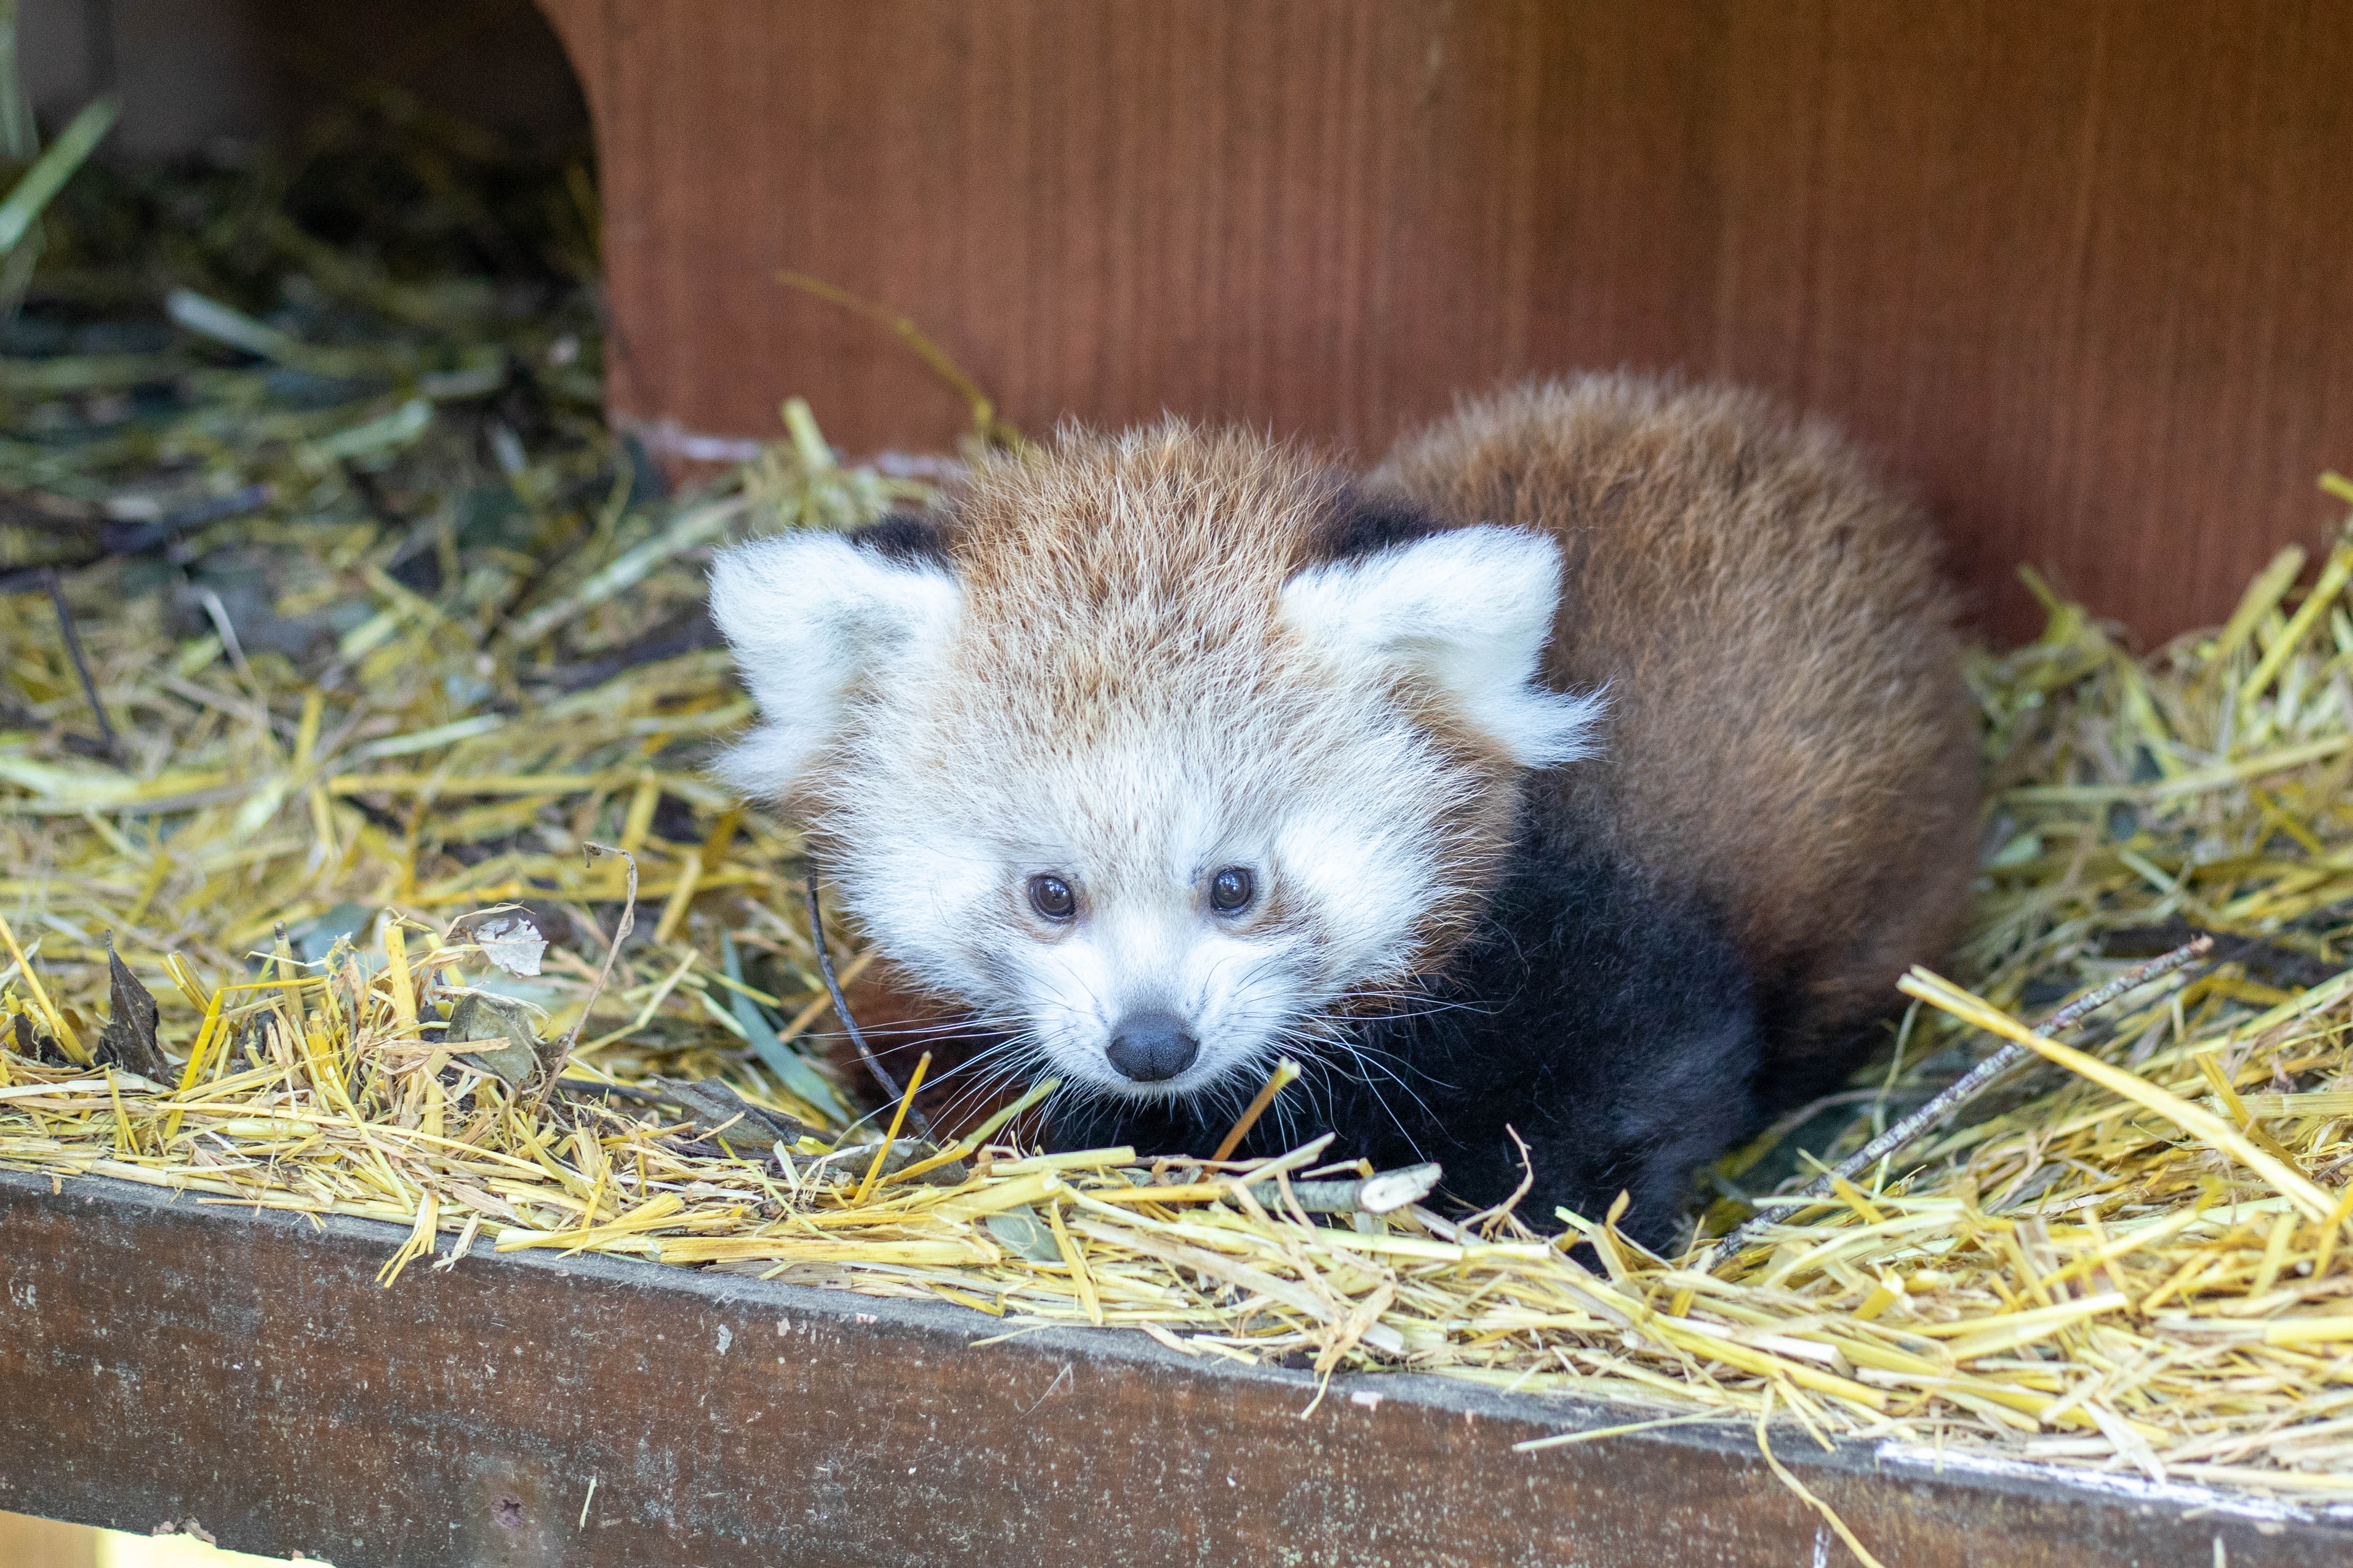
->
[{"left": 538, "top": 0, "right": 2353, "bottom": 644}]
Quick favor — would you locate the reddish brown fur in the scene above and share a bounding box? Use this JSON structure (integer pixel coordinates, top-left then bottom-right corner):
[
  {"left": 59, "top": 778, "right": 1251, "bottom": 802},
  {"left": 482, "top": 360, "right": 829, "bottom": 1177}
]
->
[{"left": 1369, "top": 376, "right": 1979, "bottom": 1077}]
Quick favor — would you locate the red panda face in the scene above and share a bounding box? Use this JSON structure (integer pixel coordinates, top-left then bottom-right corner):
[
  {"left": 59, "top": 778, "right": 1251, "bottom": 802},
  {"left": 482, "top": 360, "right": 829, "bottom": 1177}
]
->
[
  {"left": 710, "top": 422, "right": 1597, "bottom": 1113},
  {"left": 796, "top": 679, "right": 1490, "bottom": 1104}
]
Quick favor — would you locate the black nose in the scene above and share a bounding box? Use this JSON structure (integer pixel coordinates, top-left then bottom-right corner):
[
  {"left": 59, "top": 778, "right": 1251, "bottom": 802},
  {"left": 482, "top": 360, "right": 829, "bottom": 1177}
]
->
[{"left": 1104, "top": 1011, "right": 1200, "bottom": 1082}]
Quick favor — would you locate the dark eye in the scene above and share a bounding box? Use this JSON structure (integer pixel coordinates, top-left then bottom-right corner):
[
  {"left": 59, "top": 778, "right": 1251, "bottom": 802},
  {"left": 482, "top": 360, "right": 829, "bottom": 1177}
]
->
[
  {"left": 1208, "top": 865, "right": 1256, "bottom": 915},
  {"left": 1027, "top": 874, "right": 1077, "bottom": 921}
]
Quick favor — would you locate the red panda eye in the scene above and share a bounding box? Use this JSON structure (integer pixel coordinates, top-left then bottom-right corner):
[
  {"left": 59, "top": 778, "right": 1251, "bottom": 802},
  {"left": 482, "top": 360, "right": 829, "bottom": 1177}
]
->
[
  {"left": 1027, "top": 874, "right": 1076, "bottom": 920},
  {"left": 1209, "top": 866, "right": 1255, "bottom": 914}
]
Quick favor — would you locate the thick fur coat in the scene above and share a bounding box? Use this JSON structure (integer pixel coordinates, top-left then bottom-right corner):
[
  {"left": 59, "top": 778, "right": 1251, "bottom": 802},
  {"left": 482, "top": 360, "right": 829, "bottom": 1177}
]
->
[{"left": 712, "top": 375, "right": 1976, "bottom": 1243}]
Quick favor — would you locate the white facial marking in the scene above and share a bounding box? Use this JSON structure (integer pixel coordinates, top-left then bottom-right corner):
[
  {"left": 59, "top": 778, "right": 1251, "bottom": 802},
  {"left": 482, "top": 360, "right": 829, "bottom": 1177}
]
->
[{"left": 820, "top": 701, "right": 1475, "bottom": 1104}]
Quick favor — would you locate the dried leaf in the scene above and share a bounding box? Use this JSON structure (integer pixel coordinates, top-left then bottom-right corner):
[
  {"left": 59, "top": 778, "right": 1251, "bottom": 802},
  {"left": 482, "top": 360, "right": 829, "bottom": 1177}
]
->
[
  {"left": 985, "top": 1208, "right": 1063, "bottom": 1263},
  {"left": 651, "top": 1075, "right": 811, "bottom": 1150},
  {"left": 447, "top": 992, "right": 542, "bottom": 1086},
  {"left": 96, "top": 938, "right": 167, "bottom": 1081},
  {"left": 465, "top": 912, "right": 547, "bottom": 977}
]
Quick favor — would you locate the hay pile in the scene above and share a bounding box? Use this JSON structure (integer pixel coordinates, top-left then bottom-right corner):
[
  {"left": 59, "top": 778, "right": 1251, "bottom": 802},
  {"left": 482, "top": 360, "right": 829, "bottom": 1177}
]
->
[
  {"left": 7, "top": 88, "right": 2353, "bottom": 1524},
  {"left": 8, "top": 436, "right": 2353, "bottom": 1509}
]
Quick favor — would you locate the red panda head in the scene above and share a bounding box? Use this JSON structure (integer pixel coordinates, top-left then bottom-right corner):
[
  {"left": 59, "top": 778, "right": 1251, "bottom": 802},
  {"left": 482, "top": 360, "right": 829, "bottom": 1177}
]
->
[{"left": 711, "top": 421, "right": 1600, "bottom": 1111}]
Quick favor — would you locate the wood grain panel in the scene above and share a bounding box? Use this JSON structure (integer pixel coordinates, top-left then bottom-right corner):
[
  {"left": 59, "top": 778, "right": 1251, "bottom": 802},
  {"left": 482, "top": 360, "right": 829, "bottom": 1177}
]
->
[
  {"left": 8, "top": 1170, "right": 2352, "bottom": 1567},
  {"left": 539, "top": 0, "right": 2353, "bottom": 643}
]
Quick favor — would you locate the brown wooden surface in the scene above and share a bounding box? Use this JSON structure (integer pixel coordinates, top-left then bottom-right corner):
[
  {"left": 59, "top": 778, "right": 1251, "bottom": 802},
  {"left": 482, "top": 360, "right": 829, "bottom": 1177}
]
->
[
  {"left": 539, "top": 0, "right": 2353, "bottom": 646},
  {"left": 4, "top": 1169, "right": 2350, "bottom": 1568}
]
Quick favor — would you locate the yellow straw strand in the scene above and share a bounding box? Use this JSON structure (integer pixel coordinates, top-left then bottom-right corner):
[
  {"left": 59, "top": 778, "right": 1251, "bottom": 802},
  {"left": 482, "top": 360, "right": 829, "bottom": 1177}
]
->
[{"left": 854, "top": 1050, "right": 931, "bottom": 1207}]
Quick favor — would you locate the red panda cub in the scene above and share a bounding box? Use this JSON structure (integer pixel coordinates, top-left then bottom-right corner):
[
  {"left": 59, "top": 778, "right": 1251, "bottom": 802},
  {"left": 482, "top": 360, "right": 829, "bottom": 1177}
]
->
[{"left": 712, "top": 376, "right": 1978, "bottom": 1246}]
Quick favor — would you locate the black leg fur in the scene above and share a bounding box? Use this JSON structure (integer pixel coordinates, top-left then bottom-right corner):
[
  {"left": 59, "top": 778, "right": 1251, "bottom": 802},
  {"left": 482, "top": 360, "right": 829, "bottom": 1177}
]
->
[{"left": 1048, "top": 798, "right": 1766, "bottom": 1249}]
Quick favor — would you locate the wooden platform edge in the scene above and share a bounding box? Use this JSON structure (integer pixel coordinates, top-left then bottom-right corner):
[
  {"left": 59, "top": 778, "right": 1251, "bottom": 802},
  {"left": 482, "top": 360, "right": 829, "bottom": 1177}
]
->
[{"left": 1, "top": 1167, "right": 2346, "bottom": 1567}]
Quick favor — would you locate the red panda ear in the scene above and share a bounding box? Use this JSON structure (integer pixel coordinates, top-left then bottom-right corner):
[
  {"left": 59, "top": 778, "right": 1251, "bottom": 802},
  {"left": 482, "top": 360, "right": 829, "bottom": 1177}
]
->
[
  {"left": 1278, "top": 524, "right": 1604, "bottom": 767},
  {"left": 707, "top": 529, "right": 962, "bottom": 799}
]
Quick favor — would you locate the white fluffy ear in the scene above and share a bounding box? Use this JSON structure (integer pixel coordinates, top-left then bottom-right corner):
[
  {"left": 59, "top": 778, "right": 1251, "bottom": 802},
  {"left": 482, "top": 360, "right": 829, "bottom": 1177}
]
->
[
  {"left": 1279, "top": 524, "right": 1601, "bottom": 766},
  {"left": 709, "top": 531, "right": 961, "bottom": 796}
]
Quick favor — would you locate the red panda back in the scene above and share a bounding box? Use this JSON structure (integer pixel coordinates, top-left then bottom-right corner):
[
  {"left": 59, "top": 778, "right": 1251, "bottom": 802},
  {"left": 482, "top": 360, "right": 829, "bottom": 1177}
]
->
[{"left": 1369, "top": 376, "right": 1978, "bottom": 1081}]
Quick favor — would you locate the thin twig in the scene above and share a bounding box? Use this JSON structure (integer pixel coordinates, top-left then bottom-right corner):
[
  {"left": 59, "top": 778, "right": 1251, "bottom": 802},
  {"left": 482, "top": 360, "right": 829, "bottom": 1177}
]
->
[
  {"left": 775, "top": 271, "right": 1023, "bottom": 447},
  {"left": 45, "top": 567, "right": 121, "bottom": 764},
  {"left": 805, "top": 872, "right": 932, "bottom": 1140},
  {"left": 1248, "top": 1161, "right": 1439, "bottom": 1215},
  {"left": 534, "top": 843, "right": 636, "bottom": 1112},
  {"left": 1464, "top": 1123, "right": 1538, "bottom": 1233},
  {"left": 1714, "top": 935, "right": 2214, "bottom": 1259}
]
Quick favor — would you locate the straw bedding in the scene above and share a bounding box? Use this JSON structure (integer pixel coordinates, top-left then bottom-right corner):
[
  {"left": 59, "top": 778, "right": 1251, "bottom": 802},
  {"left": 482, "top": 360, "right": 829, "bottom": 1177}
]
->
[{"left": 6, "top": 96, "right": 2353, "bottom": 1528}]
